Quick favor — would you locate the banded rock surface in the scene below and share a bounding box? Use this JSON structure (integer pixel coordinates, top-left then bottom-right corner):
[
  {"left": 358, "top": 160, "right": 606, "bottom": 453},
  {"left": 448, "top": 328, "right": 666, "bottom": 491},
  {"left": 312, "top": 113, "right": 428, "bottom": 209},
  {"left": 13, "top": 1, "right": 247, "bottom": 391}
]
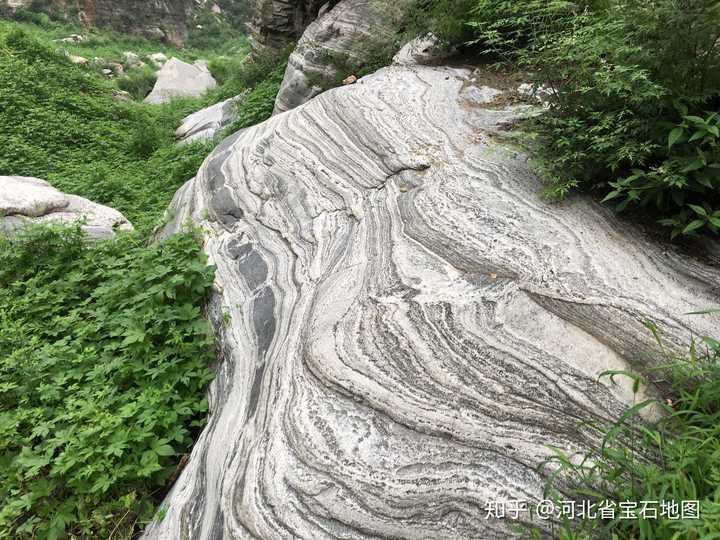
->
[
  {"left": 146, "top": 66, "right": 719, "bottom": 539},
  {"left": 273, "top": 0, "right": 410, "bottom": 114},
  {"left": 0, "top": 175, "right": 132, "bottom": 238}
]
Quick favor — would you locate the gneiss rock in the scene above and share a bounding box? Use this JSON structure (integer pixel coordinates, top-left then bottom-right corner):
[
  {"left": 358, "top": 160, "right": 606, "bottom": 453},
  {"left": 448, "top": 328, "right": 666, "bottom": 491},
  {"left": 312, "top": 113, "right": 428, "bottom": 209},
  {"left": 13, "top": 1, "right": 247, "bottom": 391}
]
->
[
  {"left": 146, "top": 66, "right": 719, "bottom": 539},
  {"left": 0, "top": 176, "right": 132, "bottom": 239},
  {"left": 392, "top": 33, "right": 451, "bottom": 66},
  {"left": 273, "top": 0, "right": 411, "bottom": 114},
  {"left": 144, "top": 58, "right": 217, "bottom": 105},
  {"left": 175, "top": 93, "right": 247, "bottom": 145}
]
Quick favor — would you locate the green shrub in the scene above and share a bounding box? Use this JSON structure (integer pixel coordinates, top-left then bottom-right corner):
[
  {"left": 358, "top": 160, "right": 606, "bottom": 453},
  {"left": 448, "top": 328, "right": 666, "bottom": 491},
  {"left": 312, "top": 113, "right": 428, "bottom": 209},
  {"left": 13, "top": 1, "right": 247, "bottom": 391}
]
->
[
  {"left": 117, "top": 66, "right": 157, "bottom": 101},
  {"left": 539, "top": 319, "right": 720, "bottom": 539},
  {"left": 0, "top": 226, "right": 216, "bottom": 539},
  {"left": 405, "top": 0, "right": 478, "bottom": 47},
  {"left": 224, "top": 58, "right": 288, "bottom": 134},
  {"left": 468, "top": 0, "right": 720, "bottom": 238}
]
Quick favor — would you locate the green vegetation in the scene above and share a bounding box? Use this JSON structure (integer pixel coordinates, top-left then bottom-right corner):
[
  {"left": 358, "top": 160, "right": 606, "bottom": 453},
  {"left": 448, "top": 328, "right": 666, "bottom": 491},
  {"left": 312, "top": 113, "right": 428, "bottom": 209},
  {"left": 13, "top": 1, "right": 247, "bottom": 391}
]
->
[
  {"left": 0, "top": 20, "right": 227, "bottom": 539},
  {"left": 0, "top": 24, "right": 212, "bottom": 232},
  {"left": 464, "top": 0, "right": 720, "bottom": 238},
  {"left": 0, "top": 226, "right": 215, "bottom": 539},
  {"left": 537, "top": 320, "right": 720, "bottom": 539}
]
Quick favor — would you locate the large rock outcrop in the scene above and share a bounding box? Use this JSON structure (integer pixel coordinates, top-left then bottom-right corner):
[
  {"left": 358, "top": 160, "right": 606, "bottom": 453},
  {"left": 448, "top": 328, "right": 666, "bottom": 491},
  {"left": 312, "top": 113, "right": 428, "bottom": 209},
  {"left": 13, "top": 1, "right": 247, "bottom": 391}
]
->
[
  {"left": 273, "top": 0, "right": 409, "bottom": 114},
  {"left": 144, "top": 58, "right": 217, "bottom": 105},
  {"left": 0, "top": 176, "right": 132, "bottom": 238},
  {"left": 246, "top": 0, "right": 327, "bottom": 52},
  {"left": 145, "top": 66, "right": 719, "bottom": 539},
  {"left": 1, "top": 0, "right": 195, "bottom": 45}
]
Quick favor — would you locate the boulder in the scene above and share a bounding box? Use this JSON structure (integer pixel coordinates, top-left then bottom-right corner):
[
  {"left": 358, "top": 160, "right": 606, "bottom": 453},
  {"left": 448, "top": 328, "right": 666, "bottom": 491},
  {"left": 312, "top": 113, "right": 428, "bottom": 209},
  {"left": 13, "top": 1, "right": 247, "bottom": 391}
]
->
[
  {"left": 146, "top": 66, "right": 719, "bottom": 539},
  {"left": 144, "top": 57, "right": 217, "bottom": 105},
  {"left": 148, "top": 52, "right": 169, "bottom": 67},
  {"left": 175, "top": 94, "right": 246, "bottom": 145},
  {"left": 392, "top": 33, "right": 450, "bottom": 66},
  {"left": 123, "top": 51, "right": 146, "bottom": 69},
  {"left": 273, "top": 0, "right": 411, "bottom": 114},
  {"left": 0, "top": 176, "right": 132, "bottom": 239},
  {"left": 112, "top": 89, "right": 133, "bottom": 102},
  {"left": 68, "top": 54, "right": 88, "bottom": 65}
]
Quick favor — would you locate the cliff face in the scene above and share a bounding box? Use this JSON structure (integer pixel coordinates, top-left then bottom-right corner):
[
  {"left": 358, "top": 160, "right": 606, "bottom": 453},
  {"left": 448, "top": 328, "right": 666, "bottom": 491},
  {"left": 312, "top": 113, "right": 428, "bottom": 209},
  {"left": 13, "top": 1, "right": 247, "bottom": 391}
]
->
[
  {"left": 246, "top": 0, "right": 329, "bottom": 51},
  {"left": 1, "top": 0, "right": 195, "bottom": 45}
]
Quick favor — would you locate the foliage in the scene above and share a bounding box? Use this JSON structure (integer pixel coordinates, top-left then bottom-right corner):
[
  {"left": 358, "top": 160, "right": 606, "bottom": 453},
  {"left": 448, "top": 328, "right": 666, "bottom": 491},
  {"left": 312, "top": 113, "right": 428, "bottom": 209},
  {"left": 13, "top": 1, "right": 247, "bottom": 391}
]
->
[
  {"left": 116, "top": 66, "right": 157, "bottom": 101},
  {"left": 212, "top": 49, "right": 291, "bottom": 134},
  {"left": 404, "top": 0, "right": 477, "bottom": 47},
  {"left": 0, "top": 25, "right": 213, "bottom": 233},
  {"left": 537, "top": 320, "right": 720, "bottom": 539},
  {"left": 225, "top": 58, "right": 287, "bottom": 133},
  {"left": 467, "top": 0, "right": 720, "bottom": 237},
  {"left": 0, "top": 226, "right": 216, "bottom": 539}
]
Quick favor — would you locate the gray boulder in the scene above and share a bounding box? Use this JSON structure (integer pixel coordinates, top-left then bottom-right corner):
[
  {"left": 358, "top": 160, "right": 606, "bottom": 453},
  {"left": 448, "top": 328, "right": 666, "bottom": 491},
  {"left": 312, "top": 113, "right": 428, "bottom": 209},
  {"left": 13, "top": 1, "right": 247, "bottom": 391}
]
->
[
  {"left": 0, "top": 176, "right": 132, "bottom": 239},
  {"left": 175, "top": 94, "right": 247, "bottom": 145},
  {"left": 144, "top": 58, "right": 217, "bottom": 105},
  {"left": 145, "top": 65, "right": 719, "bottom": 539},
  {"left": 273, "top": 0, "right": 411, "bottom": 114},
  {"left": 392, "top": 33, "right": 450, "bottom": 66}
]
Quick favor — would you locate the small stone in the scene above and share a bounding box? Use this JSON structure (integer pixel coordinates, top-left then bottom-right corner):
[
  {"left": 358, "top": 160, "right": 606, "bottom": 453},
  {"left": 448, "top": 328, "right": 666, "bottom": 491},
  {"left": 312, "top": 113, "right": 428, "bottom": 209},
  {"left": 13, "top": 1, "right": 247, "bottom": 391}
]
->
[
  {"left": 68, "top": 55, "right": 88, "bottom": 65},
  {"left": 343, "top": 75, "right": 357, "bottom": 86}
]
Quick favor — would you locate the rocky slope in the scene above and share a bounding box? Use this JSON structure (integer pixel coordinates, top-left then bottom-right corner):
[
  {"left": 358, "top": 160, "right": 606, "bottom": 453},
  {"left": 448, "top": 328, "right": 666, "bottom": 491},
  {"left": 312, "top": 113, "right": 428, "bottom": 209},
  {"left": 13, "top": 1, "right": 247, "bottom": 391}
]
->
[{"left": 143, "top": 65, "right": 719, "bottom": 539}]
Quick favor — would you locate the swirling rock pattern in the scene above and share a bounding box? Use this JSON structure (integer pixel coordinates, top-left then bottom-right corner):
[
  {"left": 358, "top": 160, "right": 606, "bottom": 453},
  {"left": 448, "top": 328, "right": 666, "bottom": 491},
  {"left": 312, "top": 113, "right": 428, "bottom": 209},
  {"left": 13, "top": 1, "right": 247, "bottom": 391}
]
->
[
  {"left": 146, "top": 66, "right": 719, "bottom": 539},
  {"left": 273, "top": 0, "right": 411, "bottom": 114}
]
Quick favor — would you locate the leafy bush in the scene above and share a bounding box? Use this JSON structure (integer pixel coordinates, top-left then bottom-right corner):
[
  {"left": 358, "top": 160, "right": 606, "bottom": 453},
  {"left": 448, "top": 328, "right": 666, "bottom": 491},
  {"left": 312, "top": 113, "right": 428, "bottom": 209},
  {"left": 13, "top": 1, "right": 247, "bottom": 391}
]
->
[
  {"left": 0, "top": 226, "right": 216, "bottom": 539},
  {"left": 224, "top": 58, "right": 287, "bottom": 134},
  {"left": 468, "top": 0, "right": 720, "bottom": 237},
  {"left": 405, "top": 0, "right": 478, "bottom": 47},
  {"left": 540, "top": 320, "right": 720, "bottom": 539},
  {"left": 117, "top": 66, "right": 157, "bottom": 101}
]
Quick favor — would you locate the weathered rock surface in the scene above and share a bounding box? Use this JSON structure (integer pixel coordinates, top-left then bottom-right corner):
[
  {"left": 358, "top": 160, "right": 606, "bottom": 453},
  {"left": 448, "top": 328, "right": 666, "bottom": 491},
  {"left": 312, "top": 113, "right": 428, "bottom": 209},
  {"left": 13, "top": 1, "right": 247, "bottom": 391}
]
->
[
  {"left": 0, "top": 176, "right": 132, "bottom": 238},
  {"left": 273, "top": 0, "right": 409, "bottom": 114},
  {"left": 175, "top": 94, "right": 246, "bottom": 145},
  {"left": 246, "top": 0, "right": 327, "bottom": 52},
  {"left": 144, "top": 58, "right": 217, "bottom": 105},
  {"left": 146, "top": 66, "right": 719, "bottom": 539},
  {"left": 393, "top": 33, "right": 450, "bottom": 66}
]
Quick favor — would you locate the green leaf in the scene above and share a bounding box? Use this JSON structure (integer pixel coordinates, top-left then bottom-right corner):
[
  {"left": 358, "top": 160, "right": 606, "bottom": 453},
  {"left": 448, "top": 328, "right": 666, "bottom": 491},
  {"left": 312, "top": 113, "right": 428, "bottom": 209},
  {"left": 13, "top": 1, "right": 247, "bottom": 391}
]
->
[
  {"left": 683, "top": 219, "right": 706, "bottom": 234},
  {"left": 688, "top": 204, "right": 708, "bottom": 216},
  {"left": 668, "top": 126, "right": 684, "bottom": 148}
]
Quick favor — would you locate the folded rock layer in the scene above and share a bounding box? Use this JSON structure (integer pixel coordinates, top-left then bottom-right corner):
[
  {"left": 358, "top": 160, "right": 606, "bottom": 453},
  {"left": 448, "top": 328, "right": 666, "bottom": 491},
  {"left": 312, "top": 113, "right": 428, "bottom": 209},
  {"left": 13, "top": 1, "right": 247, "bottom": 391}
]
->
[{"left": 146, "top": 66, "right": 719, "bottom": 539}]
